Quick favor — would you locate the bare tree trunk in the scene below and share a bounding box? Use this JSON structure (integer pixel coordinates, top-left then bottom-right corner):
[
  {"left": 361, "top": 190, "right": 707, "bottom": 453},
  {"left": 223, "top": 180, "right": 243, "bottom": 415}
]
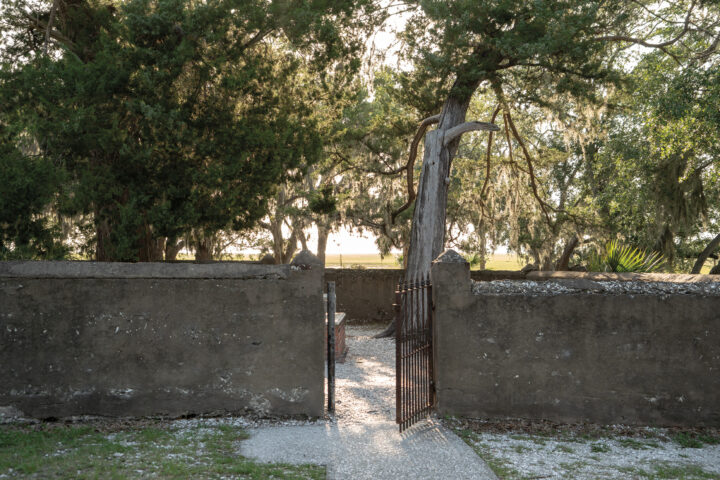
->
[
  {"left": 269, "top": 217, "right": 285, "bottom": 264},
  {"left": 555, "top": 235, "right": 579, "bottom": 271},
  {"left": 691, "top": 233, "right": 720, "bottom": 274},
  {"left": 316, "top": 222, "right": 329, "bottom": 265},
  {"left": 541, "top": 255, "right": 553, "bottom": 271},
  {"left": 138, "top": 224, "right": 165, "bottom": 262},
  {"left": 281, "top": 229, "right": 299, "bottom": 264},
  {"left": 195, "top": 238, "right": 213, "bottom": 262},
  {"left": 298, "top": 226, "right": 308, "bottom": 252},
  {"left": 165, "top": 237, "right": 183, "bottom": 261},
  {"left": 376, "top": 86, "right": 498, "bottom": 338},
  {"left": 95, "top": 217, "right": 112, "bottom": 261},
  {"left": 479, "top": 230, "right": 487, "bottom": 270}
]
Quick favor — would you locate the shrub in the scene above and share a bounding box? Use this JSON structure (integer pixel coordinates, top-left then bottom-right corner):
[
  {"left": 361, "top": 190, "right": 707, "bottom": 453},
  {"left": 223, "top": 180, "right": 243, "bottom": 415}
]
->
[{"left": 588, "top": 240, "right": 664, "bottom": 273}]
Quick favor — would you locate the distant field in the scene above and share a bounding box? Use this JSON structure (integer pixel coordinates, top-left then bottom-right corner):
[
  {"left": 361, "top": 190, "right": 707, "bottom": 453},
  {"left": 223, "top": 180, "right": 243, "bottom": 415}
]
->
[
  {"left": 168, "top": 251, "right": 715, "bottom": 273},
  {"left": 324, "top": 253, "right": 525, "bottom": 270}
]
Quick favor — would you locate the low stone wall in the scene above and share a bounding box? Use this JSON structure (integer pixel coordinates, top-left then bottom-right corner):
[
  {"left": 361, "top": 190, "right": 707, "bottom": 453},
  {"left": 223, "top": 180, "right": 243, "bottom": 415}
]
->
[
  {"left": 325, "top": 268, "right": 523, "bottom": 324},
  {"left": 0, "top": 254, "right": 324, "bottom": 420},
  {"left": 431, "top": 251, "right": 720, "bottom": 427}
]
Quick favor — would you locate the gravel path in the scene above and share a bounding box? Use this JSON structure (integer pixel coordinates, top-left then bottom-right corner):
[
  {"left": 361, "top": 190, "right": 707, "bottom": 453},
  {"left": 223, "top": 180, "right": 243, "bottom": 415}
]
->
[{"left": 241, "top": 326, "right": 497, "bottom": 479}]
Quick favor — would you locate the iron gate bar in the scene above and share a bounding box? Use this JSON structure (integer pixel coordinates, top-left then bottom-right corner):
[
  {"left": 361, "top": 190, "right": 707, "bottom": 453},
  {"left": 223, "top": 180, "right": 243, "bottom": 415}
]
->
[{"left": 396, "top": 274, "right": 434, "bottom": 432}]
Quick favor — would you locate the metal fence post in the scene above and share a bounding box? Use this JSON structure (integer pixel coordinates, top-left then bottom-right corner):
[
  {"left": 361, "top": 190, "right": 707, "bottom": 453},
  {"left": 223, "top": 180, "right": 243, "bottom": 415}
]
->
[{"left": 327, "top": 281, "right": 336, "bottom": 414}]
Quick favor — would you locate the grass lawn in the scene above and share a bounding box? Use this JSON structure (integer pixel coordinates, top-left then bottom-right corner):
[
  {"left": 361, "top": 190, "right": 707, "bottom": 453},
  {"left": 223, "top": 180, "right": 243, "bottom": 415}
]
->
[{"left": 0, "top": 421, "right": 324, "bottom": 479}]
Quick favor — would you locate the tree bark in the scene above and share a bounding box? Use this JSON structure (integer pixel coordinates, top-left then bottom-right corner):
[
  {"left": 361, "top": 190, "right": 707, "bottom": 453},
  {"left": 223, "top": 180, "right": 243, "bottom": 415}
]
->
[
  {"left": 403, "top": 92, "right": 492, "bottom": 278},
  {"left": 138, "top": 225, "right": 165, "bottom": 262},
  {"left": 194, "top": 238, "right": 214, "bottom": 262},
  {"left": 165, "top": 237, "right": 183, "bottom": 261},
  {"left": 281, "top": 229, "right": 299, "bottom": 264},
  {"left": 691, "top": 233, "right": 720, "bottom": 274},
  {"left": 555, "top": 235, "right": 579, "bottom": 271},
  {"left": 316, "top": 222, "right": 329, "bottom": 265},
  {"left": 95, "top": 218, "right": 112, "bottom": 261},
  {"left": 376, "top": 85, "right": 498, "bottom": 338}
]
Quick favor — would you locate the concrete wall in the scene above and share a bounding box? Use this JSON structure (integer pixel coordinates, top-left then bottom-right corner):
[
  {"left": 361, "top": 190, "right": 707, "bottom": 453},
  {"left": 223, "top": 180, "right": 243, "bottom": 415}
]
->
[
  {"left": 431, "top": 251, "right": 720, "bottom": 427},
  {"left": 324, "top": 269, "right": 403, "bottom": 323},
  {"left": 0, "top": 254, "right": 325, "bottom": 420},
  {"left": 325, "top": 268, "right": 523, "bottom": 323}
]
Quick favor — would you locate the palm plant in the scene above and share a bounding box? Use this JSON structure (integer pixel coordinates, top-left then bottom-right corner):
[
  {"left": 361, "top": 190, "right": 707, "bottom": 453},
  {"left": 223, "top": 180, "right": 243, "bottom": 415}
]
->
[{"left": 589, "top": 240, "right": 664, "bottom": 273}]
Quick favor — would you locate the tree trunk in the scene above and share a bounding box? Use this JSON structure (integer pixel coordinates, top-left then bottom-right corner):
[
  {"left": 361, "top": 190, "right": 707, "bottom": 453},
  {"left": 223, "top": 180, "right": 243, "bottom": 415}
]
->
[
  {"left": 165, "top": 237, "right": 183, "bottom": 261},
  {"left": 316, "top": 222, "right": 329, "bottom": 265},
  {"left": 297, "top": 222, "right": 308, "bottom": 252},
  {"left": 376, "top": 86, "right": 496, "bottom": 338},
  {"left": 137, "top": 225, "right": 165, "bottom": 262},
  {"left": 281, "top": 229, "right": 299, "bottom": 264},
  {"left": 691, "top": 233, "right": 720, "bottom": 274},
  {"left": 555, "top": 235, "right": 579, "bottom": 271},
  {"left": 95, "top": 218, "right": 112, "bottom": 261},
  {"left": 195, "top": 239, "right": 213, "bottom": 262},
  {"left": 478, "top": 229, "right": 487, "bottom": 270}
]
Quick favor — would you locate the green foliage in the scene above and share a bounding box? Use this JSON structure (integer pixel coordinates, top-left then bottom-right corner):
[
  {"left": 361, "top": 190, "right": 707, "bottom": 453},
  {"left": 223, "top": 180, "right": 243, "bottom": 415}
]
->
[
  {"left": 588, "top": 240, "right": 664, "bottom": 273},
  {"left": 463, "top": 253, "right": 483, "bottom": 268},
  {"left": 0, "top": 126, "right": 67, "bottom": 260},
  {"left": 588, "top": 55, "right": 720, "bottom": 269},
  {"left": 0, "top": 0, "right": 376, "bottom": 261},
  {"left": 0, "top": 423, "right": 324, "bottom": 478},
  {"left": 308, "top": 185, "right": 338, "bottom": 216}
]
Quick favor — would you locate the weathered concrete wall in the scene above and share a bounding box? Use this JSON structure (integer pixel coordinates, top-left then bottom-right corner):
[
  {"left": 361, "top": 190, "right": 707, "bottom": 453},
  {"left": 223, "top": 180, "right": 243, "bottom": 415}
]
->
[
  {"left": 325, "top": 268, "right": 523, "bottom": 323},
  {"left": 431, "top": 251, "right": 720, "bottom": 427},
  {"left": 0, "top": 254, "right": 324, "bottom": 419},
  {"left": 324, "top": 269, "right": 403, "bottom": 323}
]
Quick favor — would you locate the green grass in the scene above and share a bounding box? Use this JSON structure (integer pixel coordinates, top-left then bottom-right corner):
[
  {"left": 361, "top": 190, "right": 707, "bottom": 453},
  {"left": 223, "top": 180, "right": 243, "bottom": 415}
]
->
[
  {"left": 672, "top": 432, "right": 720, "bottom": 449},
  {"left": 0, "top": 423, "right": 324, "bottom": 479},
  {"left": 590, "top": 443, "right": 611, "bottom": 453},
  {"left": 618, "top": 463, "right": 719, "bottom": 479}
]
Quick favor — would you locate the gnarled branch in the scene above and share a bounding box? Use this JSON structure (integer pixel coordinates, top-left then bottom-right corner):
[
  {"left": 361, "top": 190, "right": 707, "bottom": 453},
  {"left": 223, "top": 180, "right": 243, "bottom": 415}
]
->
[
  {"left": 390, "top": 114, "right": 440, "bottom": 223},
  {"left": 443, "top": 121, "right": 500, "bottom": 146}
]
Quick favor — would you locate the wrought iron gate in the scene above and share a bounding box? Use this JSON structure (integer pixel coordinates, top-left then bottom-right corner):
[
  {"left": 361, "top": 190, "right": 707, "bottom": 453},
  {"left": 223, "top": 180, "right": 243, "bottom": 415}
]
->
[{"left": 396, "top": 275, "right": 434, "bottom": 432}]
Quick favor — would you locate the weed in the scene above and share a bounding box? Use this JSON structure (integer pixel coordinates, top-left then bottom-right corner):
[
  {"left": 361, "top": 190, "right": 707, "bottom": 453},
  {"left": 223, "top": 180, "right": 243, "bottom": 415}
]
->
[
  {"left": 618, "top": 438, "right": 659, "bottom": 450},
  {"left": 590, "top": 443, "right": 611, "bottom": 453},
  {"left": 554, "top": 444, "right": 575, "bottom": 454},
  {"left": 512, "top": 445, "right": 531, "bottom": 454},
  {"left": 673, "top": 433, "right": 705, "bottom": 449}
]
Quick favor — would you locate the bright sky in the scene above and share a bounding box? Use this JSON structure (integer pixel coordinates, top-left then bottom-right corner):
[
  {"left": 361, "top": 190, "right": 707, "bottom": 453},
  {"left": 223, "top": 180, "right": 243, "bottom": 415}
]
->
[{"left": 326, "top": 227, "right": 388, "bottom": 254}]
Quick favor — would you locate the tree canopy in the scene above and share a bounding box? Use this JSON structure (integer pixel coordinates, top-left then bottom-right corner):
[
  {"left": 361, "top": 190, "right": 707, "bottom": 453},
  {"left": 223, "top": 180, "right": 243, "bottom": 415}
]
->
[
  {"left": 1, "top": 0, "right": 719, "bottom": 274},
  {"left": 0, "top": 0, "right": 377, "bottom": 260}
]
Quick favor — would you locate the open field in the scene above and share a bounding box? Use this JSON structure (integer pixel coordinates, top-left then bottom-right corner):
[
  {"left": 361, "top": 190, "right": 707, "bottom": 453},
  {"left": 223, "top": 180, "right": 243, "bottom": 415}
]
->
[
  {"left": 325, "top": 253, "right": 716, "bottom": 273},
  {"left": 324, "top": 253, "right": 525, "bottom": 270}
]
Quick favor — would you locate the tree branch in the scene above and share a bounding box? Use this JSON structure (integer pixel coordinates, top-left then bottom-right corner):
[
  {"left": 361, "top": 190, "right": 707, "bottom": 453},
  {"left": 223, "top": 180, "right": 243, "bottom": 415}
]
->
[
  {"left": 389, "top": 113, "right": 440, "bottom": 223},
  {"left": 443, "top": 121, "right": 500, "bottom": 146},
  {"left": 691, "top": 232, "right": 720, "bottom": 274}
]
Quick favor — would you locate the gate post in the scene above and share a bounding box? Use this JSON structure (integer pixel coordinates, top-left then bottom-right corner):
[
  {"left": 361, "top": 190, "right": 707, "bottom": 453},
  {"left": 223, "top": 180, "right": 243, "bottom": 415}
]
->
[
  {"left": 327, "top": 281, "right": 336, "bottom": 414},
  {"left": 430, "top": 250, "right": 471, "bottom": 414}
]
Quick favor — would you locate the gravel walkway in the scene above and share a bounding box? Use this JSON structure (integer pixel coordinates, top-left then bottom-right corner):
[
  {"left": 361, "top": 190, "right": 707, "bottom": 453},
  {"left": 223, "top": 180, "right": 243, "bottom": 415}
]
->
[{"left": 241, "top": 326, "right": 497, "bottom": 479}]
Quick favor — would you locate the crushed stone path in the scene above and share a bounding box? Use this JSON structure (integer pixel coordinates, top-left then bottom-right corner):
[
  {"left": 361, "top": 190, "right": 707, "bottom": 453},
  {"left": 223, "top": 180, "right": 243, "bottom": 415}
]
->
[{"left": 241, "top": 325, "right": 498, "bottom": 479}]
